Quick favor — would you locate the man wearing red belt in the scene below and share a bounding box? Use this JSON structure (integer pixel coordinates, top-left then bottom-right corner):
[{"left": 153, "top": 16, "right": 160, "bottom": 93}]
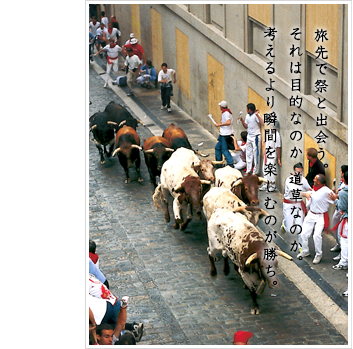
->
[
  {"left": 297, "top": 174, "right": 334, "bottom": 264},
  {"left": 281, "top": 162, "right": 311, "bottom": 249},
  {"left": 95, "top": 39, "right": 122, "bottom": 88}
]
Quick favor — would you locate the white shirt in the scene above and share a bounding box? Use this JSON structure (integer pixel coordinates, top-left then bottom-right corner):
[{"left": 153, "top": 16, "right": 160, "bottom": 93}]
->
[
  {"left": 284, "top": 174, "right": 311, "bottom": 201},
  {"left": 103, "top": 44, "right": 122, "bottom": 58},
  {"left": 106, "top": 28, "right": 121, "bottom": 41},
  {"left": 101, "top": 16, "right": 109, "bottom": 28},
  {"left": 219, "top": 111, "right": 234, "bottom": 136},
  {"left": 237, "top": 140, "right": 246, "bottom": 161},
  {"left": 305, "top": 186, "right": 334, "bottom": 213},
  {"left": 88, "top": 294, "right": 107, "bottom": 326},
  {"left": 245, "top": 113, "right": 261, "bottom": 138},
  {"left": 125, "top": 54, "right": 141, "bottom": 70},
  {"left": 89, "top": 21, "right": 100, "bottom": 36},
  {"left": 89, "top": 274, "right": 117, "bottom": 305},
  {"left": 158, "top": 68, "right": 175, "bottom": 82},
  {"left": 96, "top": 27, "right": 107, "bottom": 41}
]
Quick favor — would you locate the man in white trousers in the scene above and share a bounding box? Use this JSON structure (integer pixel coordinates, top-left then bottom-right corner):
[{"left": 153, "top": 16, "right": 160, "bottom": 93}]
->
[
  {"left": 238, "top": 103, "right": 264, "bottom": 175},
  {"left": 281, "top": 162, "right": 311, "bottom": 249},
  {"left": 297, "top": 174, "right": 334, "bottom": 264},
  {"left": 94, "top": 39, "right": 122, "bottom": 88}
]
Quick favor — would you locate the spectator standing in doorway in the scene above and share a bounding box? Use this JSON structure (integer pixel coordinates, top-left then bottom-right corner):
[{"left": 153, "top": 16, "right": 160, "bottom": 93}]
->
[
  {"left": 158, "top": 63, "right": 176, "bottom": 112},
  {"left": 305, "top": 147, "right": 326, "bottom": 187},
  {"left": 238, "top": 103, "right": 264, "bottom": 176}
]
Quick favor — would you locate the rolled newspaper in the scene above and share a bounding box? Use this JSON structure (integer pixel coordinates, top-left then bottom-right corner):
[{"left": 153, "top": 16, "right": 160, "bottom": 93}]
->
[{"left": 208, "top": 114, "right": 216, "bottom": 125}]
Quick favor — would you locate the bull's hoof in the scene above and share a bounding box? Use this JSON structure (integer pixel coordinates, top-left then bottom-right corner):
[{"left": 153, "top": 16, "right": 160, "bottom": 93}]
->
[
  {"left": 251, "top": 307, "right": 260, "bottom": 315},
  {"left": 180, "top": 218, "right": 191, "bottom": 231},
  {"left": 125, "top": 178, "right": 130, "bottom": 184},
  {"left": 173, "top": 223, "right": 180, "bottom": 229},
  {"left": 138, "top": 177, "right": 144, "bottom": 182},
  {"left": 165, "top": 217, "right": 170, "bottom": 223},
  {"left": 100, "top": 160, "right": 105, "bottom": 164},
  {"left": 210, "top": 269, "right": 217, "bottom": 277},
  {"left": 223, "top": 266, "right": 230, "bottom": 276}
]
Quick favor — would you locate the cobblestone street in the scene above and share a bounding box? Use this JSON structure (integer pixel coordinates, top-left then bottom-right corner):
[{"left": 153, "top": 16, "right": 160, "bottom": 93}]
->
[{"left": 89, "top": 67, "right": 347, "bottom": 345}]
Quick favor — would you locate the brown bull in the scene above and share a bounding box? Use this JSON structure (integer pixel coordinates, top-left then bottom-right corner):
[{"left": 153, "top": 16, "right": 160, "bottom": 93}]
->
[
  {"left": 162, "top": 123, "right": 208, "bottom": 157},
  {"left": 112, "top": 126, "right": 143, "bottom": 183},
  {"left": 231, "top": 175, "right": 267, "bottom": 206},
  {"left": 143, "top": 136, "right": 174, "bottom": 187}
]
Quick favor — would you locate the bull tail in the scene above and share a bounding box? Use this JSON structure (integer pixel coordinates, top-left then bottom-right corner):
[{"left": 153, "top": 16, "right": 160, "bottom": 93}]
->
[
  {"left": 152, "top": 184, "right": 163, "bottom": 211},
  {"left": 194, "top": 149, "right": 209, "bottom": 157}
]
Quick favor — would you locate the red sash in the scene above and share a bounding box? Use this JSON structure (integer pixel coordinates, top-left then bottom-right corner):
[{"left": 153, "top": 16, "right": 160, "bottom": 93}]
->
[
  {"left": 283, "top": 198, "right": 308, "bottom": 216},
  {"left": 330, "top": 217, "right": 348, "bottom": 238},
  {"left": 107, "top": 55, "right": 118, "bottom": 64},
  {"left": 89, "top": 252, "right": 99, "bottom": 264}
]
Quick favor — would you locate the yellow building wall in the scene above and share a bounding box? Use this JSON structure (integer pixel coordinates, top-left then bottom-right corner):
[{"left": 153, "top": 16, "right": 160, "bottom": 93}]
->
[
  {"left": 304, "top": 133, "right": 336, "bottom": 187},
  {"left": 207, "top": 54, "right": 225, "bottom": 123},
  {"left": 151, "top": 8, "right": 163, "bottom": 72},
  {"left": 248, "top": 4, "right": 272, "bottom": 27},
  {"left": 176, "top": 28, "right": 191, "bottom": 100},
  {"left": 131, "top": 4, "right": 141, "bottom": 45},
  {"left": 248, "top": 88, "right": 272, "bottom": 158},
  {"left": 306, "top": 4, "right": 339, "bottom": 68}
]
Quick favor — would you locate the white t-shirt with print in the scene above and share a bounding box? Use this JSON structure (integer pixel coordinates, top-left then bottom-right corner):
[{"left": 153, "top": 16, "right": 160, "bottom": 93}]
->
[
  {"left": 158, "top": 68, "right": 175, "bottom": 82},
  {"left": 219, "top": 111, "right": 234, "bottom": 136}
]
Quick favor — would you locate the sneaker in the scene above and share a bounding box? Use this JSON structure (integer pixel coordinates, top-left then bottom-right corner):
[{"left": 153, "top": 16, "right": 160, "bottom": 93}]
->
[
  {"left": 270, "top": 184, "right": 277, "bottom": 192},
  {"left": 333, "top": 253, "right": 341, "bottom": 261},
  {"left": 132, "top": 322, "right": 144, "bottom": 342},
  {"left": 312, "top": 255, "right": 322, "bottom": 264},
  {"left": 104, "top": 82, "right": 108, "bottom": 88},
  {"left": 332, "top": 264, "right": 348, "bottom": 270},
  {"left": 160, "top": 105, "right": 166, "bottom": 110},
  {"left": 127, "top": 92, "right": 134, "bottom": 97},
  {"left": 330, "top": 244, "right": 341, "bottom": 252},
  {"left": 346, "top": 273, "right": 348, "bottom": 278},
  {"left": 342, "top": 288, "right": 348, "bottom": 297},
  {"left": 121, "top": 296, "right": 129, "bottom": 308},
  {"left": 167, "top": 108, "right": 171, "bottom": 112},
  {"left": 297, "top": 251, "right": 310, "bottom": 259},
  {"left": 112, "top": 81, "right": 117, "bottom": 85},
  {"left": 259, "top": 184, "right": 267, "bottom": 191}
]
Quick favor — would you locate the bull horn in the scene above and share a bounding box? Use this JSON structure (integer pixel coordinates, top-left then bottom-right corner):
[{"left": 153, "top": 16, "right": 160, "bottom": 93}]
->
[
  {"left": 232, "top": 178, "right": 243, "bottom": 187},
  {"left": 212, "top": 160, "right": 225, "bottom": 165},
  {"left": 144, "top": 149, "right": 154, "bottom": 154},
  {"left": 194, "top": 150, "right": 210, "bottom": 157},
  {"left": 245, "top": 252, "right": 258, "bottom": 266},
  {"left": 165, "top": 148, "right": 174, "bottom": 152},
  {"left": 119, "top": 120, "right": 126, "bottom": 127},
  {"left": 131, "top": 145, "right": 142, "bottom": 150},
  {"left": 137, "top": 119, "right": 147, "bottom": 127},
  {"left": 172, "top": 184, "right": 183, "bottom": 192},
  {"left": 112, "top": 147, "right": 121, "bottom": 156},
  {"left": 260, "top": 209, "right": 269, "bottom": 216},
  {"left": 200, "top": 180, "right": 211, "bottom": 185},
  {"left": 258, "top": 177, "right": 268, "bottom": 184},
  {"left": 107, "top": 121, "right": 118, "bottom": 126},
  {"left": 192, "top": 161, "right": 201, "bottom": 168},
  {"left": 276, "top": 250, "right": 293, "bottom": 261},
  {"left": 89, "top": 124, "right": 97, "bottom": 132}
]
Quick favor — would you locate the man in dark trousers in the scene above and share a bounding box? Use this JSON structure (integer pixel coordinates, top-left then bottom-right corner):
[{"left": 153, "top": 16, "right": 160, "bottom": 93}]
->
[{"left": 305, "top": 147, "right": 325, "bottom": 187}]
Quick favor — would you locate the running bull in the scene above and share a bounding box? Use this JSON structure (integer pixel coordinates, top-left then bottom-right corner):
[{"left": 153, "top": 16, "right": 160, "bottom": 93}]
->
[
  {"left": 152, "top": 148, "right": 211, "bottom": 230},
  {"left": 112, "top": 125, "right": 143, "bottom": 183},
  {"left": 206, "top": 208, "right": 292, "bottom": 315},
  {"left": 215, "top": 166, "right": 267, "bottom": 206}
]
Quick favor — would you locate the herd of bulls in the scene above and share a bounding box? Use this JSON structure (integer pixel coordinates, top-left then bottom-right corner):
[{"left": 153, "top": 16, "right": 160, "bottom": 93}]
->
[{"left": 90, "top": 102, "right": 293, "bottom": 315}]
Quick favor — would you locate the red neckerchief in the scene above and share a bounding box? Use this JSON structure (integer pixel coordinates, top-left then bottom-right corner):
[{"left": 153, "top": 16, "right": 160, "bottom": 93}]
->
[
  {"left": 108, "top": 28, "right": 113, "bottom": 34},
  {"left": 241, "top": 141, "right": 246, "bottom": 146},
  {"left": 222, "top": 108, "right": 232, "bottom": 114},
  {"left": 312, "top": 184, "right": 325, "bottom": 191}
]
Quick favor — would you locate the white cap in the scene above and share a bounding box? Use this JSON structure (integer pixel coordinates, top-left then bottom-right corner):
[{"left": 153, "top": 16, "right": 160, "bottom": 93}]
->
[
  {"left": 130, "top": 38, "right": 138, "bottom": 44},
  {"left": 129, "top": 33, "right": 135, "bottom": 38},
  {"left": 218, "top": 101, "right": 228, "bottom": 108}
]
